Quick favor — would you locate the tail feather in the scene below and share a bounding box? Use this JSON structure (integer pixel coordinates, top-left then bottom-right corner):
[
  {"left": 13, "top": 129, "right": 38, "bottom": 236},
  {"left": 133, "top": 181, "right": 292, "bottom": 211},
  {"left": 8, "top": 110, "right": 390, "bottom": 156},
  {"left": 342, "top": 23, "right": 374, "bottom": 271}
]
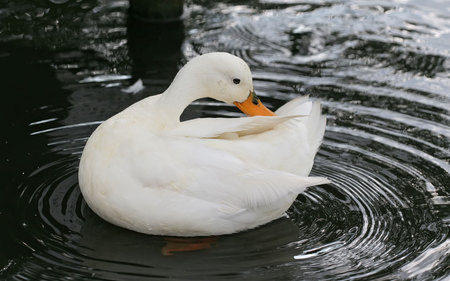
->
[
  {"left": 275, "top": 95, "right": 312, "bottom": 116},
  {"left": 276, "top": 96, "right": 326, "bottom": 153},
  {"left": 306, "top": 101, "right": 327, "bottom": 153}
]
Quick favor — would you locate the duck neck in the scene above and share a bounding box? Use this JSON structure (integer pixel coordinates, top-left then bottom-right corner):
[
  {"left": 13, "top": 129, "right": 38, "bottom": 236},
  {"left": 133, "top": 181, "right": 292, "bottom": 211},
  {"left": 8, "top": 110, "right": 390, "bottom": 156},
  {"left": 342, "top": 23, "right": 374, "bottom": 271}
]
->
[{"left": 155, "top": 70, "right": 206, "bottom": 128}]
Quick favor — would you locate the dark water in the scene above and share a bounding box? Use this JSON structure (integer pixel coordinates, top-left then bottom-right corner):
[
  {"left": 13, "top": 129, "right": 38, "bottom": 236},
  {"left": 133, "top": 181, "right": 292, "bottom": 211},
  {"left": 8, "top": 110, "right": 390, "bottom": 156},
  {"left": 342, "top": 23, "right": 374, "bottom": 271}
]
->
[{"left": 1, "top": 0, "right": 449, "bottom": 280}]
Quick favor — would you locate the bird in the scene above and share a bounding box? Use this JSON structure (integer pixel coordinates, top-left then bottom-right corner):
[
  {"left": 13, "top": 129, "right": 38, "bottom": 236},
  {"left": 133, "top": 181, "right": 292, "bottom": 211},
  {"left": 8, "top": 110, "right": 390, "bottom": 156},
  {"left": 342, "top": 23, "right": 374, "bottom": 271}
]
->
[{"left": 78, "top": 52, "right": 329, "bottom": 237}]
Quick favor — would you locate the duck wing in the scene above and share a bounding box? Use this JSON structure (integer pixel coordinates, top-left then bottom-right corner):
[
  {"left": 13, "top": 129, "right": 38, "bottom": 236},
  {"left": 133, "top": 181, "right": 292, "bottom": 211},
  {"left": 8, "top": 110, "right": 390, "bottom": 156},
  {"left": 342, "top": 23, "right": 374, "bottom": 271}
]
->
[
  {"left": 132, "top": 135, "right": 329, "bottom": 216},
  {"left": 168, "top": 115, "right": 305, "bottom": 138}
]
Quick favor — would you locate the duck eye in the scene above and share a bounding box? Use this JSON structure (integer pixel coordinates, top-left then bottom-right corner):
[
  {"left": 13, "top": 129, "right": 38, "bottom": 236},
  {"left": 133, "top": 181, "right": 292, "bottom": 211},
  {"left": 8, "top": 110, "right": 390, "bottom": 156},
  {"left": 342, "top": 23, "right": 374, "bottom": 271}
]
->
[{"left": 233, "top": 78, "right": 241, "bottom": 85}]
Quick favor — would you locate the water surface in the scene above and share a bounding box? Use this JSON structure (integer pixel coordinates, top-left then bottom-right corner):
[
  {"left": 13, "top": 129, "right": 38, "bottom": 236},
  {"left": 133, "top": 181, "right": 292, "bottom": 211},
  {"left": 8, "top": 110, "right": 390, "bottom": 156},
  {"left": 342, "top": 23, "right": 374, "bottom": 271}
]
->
[{"left": 1, "top": 0, "right": 449, "bottom": 280}]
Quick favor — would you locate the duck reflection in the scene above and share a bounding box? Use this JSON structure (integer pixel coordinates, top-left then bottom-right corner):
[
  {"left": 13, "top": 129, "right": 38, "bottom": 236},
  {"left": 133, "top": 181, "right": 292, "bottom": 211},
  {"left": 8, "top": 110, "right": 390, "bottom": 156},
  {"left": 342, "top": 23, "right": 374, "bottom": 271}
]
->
[{"left": 79, "top": 210, "right": 301, "bottom": 280}]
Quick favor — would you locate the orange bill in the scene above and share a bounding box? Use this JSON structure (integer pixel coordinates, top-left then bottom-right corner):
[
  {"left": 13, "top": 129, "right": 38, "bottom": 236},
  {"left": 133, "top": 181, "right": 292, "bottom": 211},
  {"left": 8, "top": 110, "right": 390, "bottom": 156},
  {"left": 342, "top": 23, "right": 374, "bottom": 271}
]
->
[{"left": 233, "top": 91, "right": 276, "bottom": 116}]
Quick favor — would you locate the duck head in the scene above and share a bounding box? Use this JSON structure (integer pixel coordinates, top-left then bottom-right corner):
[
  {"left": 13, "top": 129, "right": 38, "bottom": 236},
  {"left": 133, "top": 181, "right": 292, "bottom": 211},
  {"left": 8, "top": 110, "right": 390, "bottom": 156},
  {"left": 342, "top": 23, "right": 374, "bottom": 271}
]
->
[{"left": 171, "top": 52, "right": 275, "bottom": 116}]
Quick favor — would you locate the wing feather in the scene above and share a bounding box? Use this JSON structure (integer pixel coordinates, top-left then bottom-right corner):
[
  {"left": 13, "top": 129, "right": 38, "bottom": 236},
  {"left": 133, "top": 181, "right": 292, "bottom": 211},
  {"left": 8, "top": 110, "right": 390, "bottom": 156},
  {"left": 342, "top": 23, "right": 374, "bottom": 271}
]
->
[{"left": 168, "top": 115, "right": 305, "bottom": 138}]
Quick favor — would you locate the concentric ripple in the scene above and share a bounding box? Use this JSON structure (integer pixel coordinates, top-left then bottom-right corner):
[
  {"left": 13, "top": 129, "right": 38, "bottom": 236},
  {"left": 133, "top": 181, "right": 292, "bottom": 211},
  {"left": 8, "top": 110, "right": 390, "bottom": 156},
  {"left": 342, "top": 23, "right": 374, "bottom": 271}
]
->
[{"left": 1, "top": 0, "right": 449, "bottom": 280}]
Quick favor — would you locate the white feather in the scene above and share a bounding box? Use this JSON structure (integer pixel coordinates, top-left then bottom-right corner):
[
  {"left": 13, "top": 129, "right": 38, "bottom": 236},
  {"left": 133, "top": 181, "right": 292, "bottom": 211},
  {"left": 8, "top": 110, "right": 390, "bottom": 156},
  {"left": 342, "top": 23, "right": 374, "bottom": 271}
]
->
[{"left": 79, "top": 52, "right": 328, "bottom": 236}]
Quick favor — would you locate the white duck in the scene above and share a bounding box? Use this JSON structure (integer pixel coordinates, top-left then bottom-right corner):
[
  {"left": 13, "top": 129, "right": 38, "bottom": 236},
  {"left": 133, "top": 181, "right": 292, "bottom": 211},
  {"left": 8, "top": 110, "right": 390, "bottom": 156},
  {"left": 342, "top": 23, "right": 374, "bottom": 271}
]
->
[{"left": 79, "top": 52, "right": 328, "bottom": 237}]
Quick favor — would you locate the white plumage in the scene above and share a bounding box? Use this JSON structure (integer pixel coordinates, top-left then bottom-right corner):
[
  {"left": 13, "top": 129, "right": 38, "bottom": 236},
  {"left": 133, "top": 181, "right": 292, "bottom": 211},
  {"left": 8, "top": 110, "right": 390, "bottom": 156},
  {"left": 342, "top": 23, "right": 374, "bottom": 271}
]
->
[{"left": 78, "top": 52, "right": 329, "bottom": 236}]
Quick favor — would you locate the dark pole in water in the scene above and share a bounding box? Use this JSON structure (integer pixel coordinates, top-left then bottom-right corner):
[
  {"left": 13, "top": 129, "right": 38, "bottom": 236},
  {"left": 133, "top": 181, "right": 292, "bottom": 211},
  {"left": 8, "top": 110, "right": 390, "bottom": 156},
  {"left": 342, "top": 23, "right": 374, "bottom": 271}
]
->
[{"left": 129, "top": 0, "right": 184, "bottom": 22}]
